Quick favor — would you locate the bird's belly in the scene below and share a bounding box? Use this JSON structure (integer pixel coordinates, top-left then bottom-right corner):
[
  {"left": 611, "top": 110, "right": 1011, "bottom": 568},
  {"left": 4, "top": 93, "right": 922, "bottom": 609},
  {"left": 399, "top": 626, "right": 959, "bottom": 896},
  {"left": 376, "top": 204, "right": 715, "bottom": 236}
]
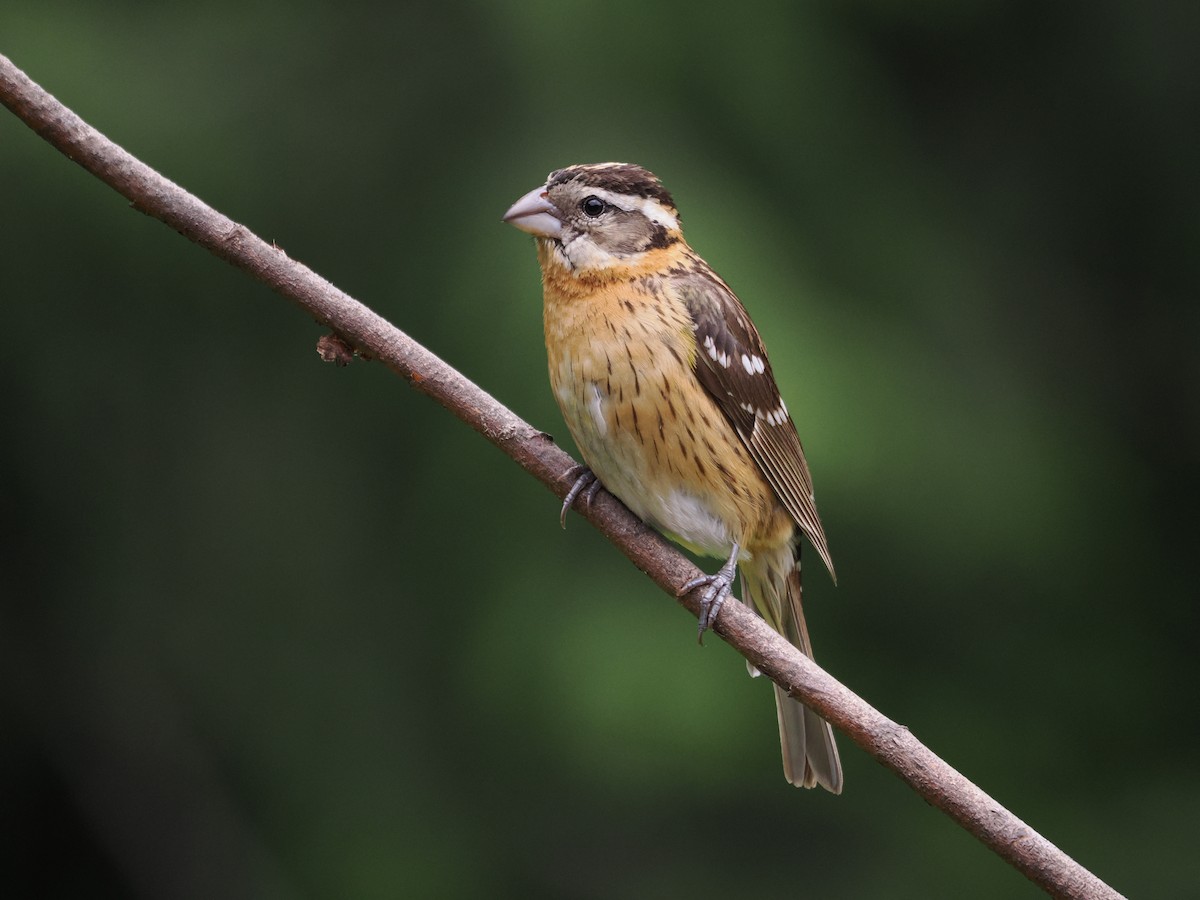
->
[{"left": 553, "top": 364, "right": 743, "bottom": 561}]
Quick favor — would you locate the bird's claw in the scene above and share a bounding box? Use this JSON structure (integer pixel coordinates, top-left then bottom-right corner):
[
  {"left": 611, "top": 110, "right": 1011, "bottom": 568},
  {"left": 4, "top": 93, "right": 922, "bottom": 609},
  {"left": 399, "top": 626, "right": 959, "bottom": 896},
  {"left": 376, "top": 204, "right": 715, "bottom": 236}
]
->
[
  {"left": 681, "top": 574, "right": 732, "bottom": 643},
  {"left": 560, "top": 465, "right": 603, "bottom": 528},
  {"left": 679, "top": 543, "right": 741, "bottom": 644}
]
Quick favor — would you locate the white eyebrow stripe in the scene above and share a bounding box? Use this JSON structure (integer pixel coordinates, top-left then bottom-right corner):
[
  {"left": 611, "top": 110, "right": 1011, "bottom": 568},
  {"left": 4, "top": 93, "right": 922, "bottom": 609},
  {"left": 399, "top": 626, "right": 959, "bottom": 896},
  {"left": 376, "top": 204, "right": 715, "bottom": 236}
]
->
[{"left": 580, "top": 186, "right": 679, "bottom": 230}]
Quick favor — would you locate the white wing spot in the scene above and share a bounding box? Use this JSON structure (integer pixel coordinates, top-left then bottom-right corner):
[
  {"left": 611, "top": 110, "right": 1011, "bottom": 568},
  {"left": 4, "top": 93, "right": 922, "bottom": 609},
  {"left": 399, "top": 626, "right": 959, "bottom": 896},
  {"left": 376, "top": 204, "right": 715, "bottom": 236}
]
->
[
  {"left": 739, "top": 353, "right": 765, "bottom": 375},
  {"left": 704, "top": 334, "right": 730, "bottom": 367},
  {"left": 753, "top": 402, "right": 789, "bottom": 426}
]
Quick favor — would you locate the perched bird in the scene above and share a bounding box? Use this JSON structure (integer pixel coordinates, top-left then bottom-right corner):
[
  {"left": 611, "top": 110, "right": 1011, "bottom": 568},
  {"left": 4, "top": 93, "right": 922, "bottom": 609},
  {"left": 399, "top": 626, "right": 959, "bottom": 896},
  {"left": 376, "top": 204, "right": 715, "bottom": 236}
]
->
[{"left": 503, "top": 163, "right": 842, "bottom": 792}]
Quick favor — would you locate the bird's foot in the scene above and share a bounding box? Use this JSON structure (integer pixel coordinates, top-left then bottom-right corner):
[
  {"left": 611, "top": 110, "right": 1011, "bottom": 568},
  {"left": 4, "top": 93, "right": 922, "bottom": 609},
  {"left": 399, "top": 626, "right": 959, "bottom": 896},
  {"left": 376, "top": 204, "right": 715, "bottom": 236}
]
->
[
  {"left": 679, "top": 542, "right": 741, "bottom": 643},
  {"left": 560, "top": 465, "right": 603, "bottom": 528}
]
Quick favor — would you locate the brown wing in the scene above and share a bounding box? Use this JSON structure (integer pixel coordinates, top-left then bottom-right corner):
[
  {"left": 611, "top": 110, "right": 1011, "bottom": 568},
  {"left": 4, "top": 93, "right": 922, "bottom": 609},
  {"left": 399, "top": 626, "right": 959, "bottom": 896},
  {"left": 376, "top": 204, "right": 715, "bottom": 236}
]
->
[{"left": 672, "top": 263, "right": 836, "bottom": 582}]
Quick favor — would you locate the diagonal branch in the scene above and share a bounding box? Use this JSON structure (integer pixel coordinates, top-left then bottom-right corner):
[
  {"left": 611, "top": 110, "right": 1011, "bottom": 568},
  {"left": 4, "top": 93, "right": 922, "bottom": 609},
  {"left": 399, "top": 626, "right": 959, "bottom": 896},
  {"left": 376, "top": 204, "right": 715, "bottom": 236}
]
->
[{"left": 0, "top": 54, "right": 1124, "bottom": 900}]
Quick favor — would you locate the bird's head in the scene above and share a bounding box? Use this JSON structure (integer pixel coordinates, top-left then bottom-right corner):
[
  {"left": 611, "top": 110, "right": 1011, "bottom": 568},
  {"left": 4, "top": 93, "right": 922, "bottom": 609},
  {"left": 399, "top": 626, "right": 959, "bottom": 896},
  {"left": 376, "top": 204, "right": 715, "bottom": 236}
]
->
[{"left": 503, "top": 163, "right": 683, "bottom": 274}]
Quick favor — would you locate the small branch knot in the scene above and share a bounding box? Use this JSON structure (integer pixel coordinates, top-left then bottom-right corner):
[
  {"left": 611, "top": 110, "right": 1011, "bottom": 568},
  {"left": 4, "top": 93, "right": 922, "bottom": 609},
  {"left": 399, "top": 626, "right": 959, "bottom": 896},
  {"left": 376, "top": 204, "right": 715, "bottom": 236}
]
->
[{"left": 316, "top": 332, "right": 356, "bottom": 367}]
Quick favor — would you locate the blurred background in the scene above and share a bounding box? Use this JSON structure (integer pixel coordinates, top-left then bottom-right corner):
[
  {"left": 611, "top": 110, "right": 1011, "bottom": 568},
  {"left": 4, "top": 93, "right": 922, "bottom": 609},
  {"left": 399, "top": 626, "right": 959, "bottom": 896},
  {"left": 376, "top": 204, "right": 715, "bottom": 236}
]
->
[{"left": 2, "top": 2, "right": 1197, "bottom": 897}]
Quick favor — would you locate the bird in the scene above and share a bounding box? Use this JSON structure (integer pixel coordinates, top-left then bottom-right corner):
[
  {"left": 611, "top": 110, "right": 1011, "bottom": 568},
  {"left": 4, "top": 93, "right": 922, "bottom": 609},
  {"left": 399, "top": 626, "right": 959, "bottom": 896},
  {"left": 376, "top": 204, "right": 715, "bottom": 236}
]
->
[{"left": 503, "top": 162, "right": 842, "bottom": 792}]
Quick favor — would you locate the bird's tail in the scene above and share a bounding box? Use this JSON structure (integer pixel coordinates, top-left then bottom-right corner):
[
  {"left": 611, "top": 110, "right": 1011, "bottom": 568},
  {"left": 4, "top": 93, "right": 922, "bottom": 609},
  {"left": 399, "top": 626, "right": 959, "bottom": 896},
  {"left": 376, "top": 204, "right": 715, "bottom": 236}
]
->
[{"left": 740, "top": 543, "right": 843, "bottom": 793}]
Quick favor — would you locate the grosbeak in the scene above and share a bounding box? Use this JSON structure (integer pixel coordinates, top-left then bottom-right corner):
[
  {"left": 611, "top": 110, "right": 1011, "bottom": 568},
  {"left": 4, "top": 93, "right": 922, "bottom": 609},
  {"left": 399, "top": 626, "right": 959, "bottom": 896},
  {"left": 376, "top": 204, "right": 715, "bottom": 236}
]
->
[{"left": 503, "top": 163, "right": 841, "bottom": 792}]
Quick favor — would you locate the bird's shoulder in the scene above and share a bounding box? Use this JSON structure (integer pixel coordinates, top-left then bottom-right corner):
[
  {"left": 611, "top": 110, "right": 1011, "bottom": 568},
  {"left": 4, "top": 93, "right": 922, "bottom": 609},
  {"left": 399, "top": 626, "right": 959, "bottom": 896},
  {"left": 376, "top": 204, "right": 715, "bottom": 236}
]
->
[{"left": 662, "top": 254, "right": 785, "bottom": 426}]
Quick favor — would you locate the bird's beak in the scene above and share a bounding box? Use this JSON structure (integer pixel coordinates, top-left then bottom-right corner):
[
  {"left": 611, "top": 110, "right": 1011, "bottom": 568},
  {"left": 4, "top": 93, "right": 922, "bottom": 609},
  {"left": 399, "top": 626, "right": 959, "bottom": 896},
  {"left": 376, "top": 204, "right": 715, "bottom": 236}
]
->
[{"left": 503, "top": 184, "right": 563, "bottom": 239}]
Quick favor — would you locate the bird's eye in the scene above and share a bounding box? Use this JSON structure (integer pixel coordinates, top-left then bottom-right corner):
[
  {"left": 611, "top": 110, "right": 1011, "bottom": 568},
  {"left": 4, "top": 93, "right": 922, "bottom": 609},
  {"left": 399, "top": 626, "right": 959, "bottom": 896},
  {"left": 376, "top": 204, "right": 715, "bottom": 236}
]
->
[{"left": 581, "top": 196, "right": 607, "bottom": 218}]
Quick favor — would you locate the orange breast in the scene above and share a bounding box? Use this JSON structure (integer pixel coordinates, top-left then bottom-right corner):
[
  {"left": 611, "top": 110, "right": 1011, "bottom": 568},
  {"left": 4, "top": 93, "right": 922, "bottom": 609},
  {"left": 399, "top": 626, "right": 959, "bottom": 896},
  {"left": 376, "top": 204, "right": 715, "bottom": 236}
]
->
[{"left": 540, "top": 256, "right": 793, "bottom": 560}]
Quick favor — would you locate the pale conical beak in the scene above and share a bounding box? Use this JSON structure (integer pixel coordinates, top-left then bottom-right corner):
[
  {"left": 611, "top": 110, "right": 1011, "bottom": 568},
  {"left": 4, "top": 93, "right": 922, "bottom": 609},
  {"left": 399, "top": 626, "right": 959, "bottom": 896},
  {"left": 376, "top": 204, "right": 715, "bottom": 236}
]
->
[{"left": 503, "top": 185, "right": 563, "bottom": 239}]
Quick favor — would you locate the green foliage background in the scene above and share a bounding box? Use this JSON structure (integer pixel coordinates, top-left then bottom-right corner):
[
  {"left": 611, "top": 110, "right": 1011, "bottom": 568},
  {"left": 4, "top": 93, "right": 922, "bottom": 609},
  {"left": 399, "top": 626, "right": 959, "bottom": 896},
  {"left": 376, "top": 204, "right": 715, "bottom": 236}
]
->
[{"left": 3, "top": 2, "right": 1197, "bottom": 897}]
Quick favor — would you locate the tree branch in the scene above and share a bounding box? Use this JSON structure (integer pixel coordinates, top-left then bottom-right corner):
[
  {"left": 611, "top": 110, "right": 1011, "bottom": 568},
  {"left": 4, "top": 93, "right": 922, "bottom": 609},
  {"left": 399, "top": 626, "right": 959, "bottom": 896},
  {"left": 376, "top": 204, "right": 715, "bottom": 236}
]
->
[{"left": 0, "top": 54, "right": 1124, "bottom": 900}]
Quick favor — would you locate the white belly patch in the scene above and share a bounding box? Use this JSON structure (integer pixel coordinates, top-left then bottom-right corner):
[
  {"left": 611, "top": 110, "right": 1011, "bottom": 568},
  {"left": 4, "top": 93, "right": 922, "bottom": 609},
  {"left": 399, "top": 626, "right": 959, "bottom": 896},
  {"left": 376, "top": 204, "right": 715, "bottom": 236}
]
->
[{"left": 562, "top": 374, "right": 735, "bottom": 560}]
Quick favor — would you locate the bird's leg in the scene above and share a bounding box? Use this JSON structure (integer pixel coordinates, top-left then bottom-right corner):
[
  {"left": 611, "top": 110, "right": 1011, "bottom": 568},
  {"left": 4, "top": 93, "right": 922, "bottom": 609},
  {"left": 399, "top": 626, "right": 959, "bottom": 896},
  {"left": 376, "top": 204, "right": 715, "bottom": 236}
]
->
[
  {"left": 679, "top": 542, "right": 741, "bottom": 643},
  {"left": 560, "top": 465, "right": 603, "bottom": 528}
]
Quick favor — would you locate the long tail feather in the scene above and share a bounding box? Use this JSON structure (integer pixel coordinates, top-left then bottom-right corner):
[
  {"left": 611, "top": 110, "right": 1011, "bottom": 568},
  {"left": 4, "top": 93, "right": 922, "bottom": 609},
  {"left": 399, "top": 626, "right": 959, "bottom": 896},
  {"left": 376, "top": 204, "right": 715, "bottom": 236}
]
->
[{"left": 740, "top": 544, "right": 842, "bottom": 792}]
